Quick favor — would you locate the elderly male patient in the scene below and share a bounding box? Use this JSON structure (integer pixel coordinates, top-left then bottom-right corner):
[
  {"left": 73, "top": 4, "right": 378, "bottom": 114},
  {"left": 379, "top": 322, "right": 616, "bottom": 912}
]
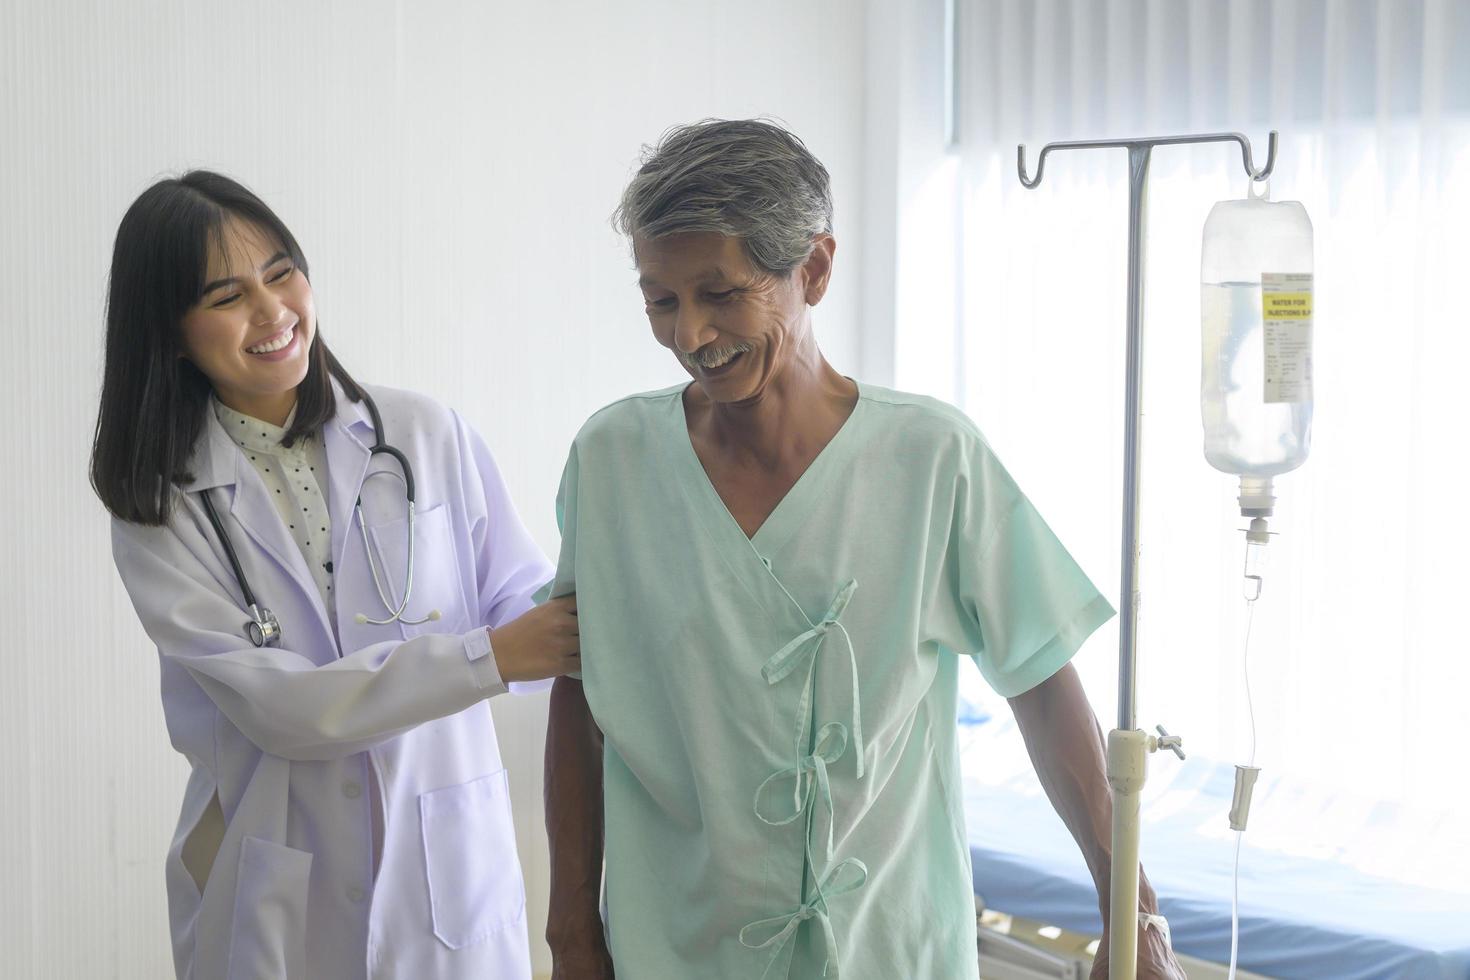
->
[{"left": 542, "top": 119, "right": 1183, "bottom": 980}]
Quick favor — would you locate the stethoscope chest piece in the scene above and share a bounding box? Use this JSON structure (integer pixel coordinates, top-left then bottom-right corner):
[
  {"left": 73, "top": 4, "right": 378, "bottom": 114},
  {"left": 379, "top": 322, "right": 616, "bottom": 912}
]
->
[{"left": 246, "top": 603, "right": 282, "bottom": 648}]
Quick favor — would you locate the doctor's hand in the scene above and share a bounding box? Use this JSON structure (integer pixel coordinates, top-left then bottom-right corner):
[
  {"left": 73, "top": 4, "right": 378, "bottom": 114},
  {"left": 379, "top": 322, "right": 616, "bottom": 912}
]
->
[{"left": 489, "top": 595, "right": 580, "bottom": 683}]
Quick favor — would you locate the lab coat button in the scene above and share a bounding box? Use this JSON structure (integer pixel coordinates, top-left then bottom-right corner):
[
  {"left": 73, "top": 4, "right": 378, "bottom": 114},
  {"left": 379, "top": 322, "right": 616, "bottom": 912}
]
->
[
  {"left": 346, "top": 884, "right": 366, "bottom": 903},
  {"left": 343, "top": 780, "right": 362, "bottom": 799}
]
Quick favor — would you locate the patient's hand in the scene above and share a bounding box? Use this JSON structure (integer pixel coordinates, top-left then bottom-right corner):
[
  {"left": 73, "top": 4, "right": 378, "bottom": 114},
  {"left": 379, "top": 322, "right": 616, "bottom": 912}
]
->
[
  {"left": 1089, "top": 921, "right": 1185, "bottom": 980},
  {"left": 550, "top": 940, "right": 615, "bottom": 980}
]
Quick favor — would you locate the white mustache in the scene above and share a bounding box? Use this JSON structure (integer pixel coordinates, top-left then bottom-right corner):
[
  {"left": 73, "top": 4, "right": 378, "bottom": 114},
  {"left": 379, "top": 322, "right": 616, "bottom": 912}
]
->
[{"left": 683, "top": 342, "right": 754, "bottom": 369}]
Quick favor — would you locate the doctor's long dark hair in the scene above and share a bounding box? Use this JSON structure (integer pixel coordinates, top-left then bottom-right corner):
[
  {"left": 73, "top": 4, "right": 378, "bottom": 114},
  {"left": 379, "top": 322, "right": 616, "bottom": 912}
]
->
[{"left": 90, "top": 171, "right": 365, "bottom": 526}]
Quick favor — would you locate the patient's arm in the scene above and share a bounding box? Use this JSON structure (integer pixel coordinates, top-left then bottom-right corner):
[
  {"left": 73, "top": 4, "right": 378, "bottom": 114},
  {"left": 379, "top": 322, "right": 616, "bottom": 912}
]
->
[
  {"left": 545, "top": 676, "right": 615, "bottom": 979},
  {"left": 1008, "top": 663, "right": 1183, "bottom": 980}
]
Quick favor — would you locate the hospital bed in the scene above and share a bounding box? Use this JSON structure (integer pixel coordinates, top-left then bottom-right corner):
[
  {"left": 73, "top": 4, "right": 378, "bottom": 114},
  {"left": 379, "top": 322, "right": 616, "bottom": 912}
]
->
[{"left": 959, "top": 708, "right": 1470, "bottom": 980}]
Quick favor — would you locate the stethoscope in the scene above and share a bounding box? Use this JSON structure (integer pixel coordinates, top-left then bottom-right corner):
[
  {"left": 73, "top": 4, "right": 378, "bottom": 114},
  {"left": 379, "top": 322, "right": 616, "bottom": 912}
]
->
[{"left": 199, "top": 391, "right": 439, "bottom": 648}]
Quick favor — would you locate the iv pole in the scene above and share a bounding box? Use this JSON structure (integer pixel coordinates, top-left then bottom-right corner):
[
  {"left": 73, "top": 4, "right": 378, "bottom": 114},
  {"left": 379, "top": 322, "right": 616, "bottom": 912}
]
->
[{"left": 1016, "top": 131, "right": 1277, "bottom": 980}]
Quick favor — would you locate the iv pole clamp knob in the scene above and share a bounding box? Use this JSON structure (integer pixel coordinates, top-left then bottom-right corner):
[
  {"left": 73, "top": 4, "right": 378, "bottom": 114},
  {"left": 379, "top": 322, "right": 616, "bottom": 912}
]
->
[{"left": 1151, "top": 724, "right": 1186, "bottom": 761}]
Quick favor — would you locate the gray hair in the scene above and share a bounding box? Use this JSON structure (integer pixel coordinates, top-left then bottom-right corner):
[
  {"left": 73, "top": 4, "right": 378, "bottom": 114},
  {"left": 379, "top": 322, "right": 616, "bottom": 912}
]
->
[{"left": 612, "top": 118, "right": 834, "bottom": 276}]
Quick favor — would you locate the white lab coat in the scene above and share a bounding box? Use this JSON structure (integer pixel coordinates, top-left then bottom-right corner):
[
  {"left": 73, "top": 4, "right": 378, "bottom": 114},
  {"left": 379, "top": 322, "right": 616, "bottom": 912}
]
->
[{"left": 112, "top": 382, "right": 552, "bottom": 979}]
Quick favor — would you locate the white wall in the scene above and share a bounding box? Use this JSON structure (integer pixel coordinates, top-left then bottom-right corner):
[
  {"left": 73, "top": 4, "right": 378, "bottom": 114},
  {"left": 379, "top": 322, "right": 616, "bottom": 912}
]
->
[
  {"left": 0, "top": 2, "right": 868, "bottom": 975},
  {"left": 859, "top": 0, "right": 965, "bottom": 394}
]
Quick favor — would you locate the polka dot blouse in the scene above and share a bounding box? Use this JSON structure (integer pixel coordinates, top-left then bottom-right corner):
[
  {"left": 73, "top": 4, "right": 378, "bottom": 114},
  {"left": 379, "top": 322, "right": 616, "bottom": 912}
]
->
[{"left": 213, "top": 399, "right": 336, "bottom": 622}]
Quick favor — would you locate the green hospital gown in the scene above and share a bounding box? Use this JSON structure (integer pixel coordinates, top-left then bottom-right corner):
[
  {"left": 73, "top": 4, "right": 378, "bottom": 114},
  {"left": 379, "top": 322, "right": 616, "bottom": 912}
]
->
[{"left": 546, "top": 382, "right": 1113, "bottom": 980}]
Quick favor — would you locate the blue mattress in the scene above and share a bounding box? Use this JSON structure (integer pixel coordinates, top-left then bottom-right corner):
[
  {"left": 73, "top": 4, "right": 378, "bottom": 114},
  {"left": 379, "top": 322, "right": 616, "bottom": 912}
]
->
[{"left": 960, "top": 718, "right": 1470, "bottom": 980}]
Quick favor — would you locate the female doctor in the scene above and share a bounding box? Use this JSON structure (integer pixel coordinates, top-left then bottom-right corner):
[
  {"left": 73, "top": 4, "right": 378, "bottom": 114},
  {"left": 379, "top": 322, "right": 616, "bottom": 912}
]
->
[{"left": 90, "top": 171, "right": 578, "bottom": 979}]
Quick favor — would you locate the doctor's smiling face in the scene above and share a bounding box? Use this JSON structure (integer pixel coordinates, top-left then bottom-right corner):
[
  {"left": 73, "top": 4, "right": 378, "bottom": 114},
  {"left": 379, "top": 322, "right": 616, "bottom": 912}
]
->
[
  {"left": 178, "top": 215, "right": 317, "bottom": 426},
  {"left": 636, "top": 230, "right": 834, "bottom": 404}
]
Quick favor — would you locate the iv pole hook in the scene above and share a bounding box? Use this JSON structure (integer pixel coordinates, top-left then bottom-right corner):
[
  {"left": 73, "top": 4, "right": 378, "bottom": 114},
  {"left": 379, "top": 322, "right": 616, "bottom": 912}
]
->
[{"left": 1017, "top": 130, "right": 1277, "bottom": 188}]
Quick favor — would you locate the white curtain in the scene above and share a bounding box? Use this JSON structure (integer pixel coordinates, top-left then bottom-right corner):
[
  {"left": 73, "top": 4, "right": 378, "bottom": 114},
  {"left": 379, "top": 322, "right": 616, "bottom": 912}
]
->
[{"left": 915, "top": 0, "right": 1470, "bottom": 864}]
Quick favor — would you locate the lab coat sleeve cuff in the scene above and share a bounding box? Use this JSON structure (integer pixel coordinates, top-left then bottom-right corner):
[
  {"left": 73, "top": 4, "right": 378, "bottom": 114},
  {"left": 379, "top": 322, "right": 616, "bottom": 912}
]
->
[{"left": 462, "top": 628, "right": 509, "bottom": 698}]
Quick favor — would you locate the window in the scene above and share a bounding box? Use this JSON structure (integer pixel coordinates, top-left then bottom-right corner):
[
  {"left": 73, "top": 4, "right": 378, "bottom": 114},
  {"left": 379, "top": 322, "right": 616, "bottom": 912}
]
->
[{"left": 911, "top": 0, "right": 1470, "bottom": 888}]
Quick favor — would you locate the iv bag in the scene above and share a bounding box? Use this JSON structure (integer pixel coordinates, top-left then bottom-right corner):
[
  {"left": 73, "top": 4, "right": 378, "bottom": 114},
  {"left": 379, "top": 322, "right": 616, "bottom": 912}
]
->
[{"left": 1201, "top": 181, "right": 1314, "bottom": 516}]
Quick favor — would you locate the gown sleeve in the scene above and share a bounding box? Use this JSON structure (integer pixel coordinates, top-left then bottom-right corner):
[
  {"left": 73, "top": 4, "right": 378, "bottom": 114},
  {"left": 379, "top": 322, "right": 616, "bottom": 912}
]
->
[
  {"left": 940, "top": 434, "right": 1115, "bottom": 698},
  {"left": 538, "top": 442, "right": 579, "bottom": 605},
  {"left": 534, "top": 442, "right": 581, "bottom": 680}
]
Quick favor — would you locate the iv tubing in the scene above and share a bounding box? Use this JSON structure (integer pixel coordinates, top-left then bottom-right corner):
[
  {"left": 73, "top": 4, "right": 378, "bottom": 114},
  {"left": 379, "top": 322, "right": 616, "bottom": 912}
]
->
[{"left": 1228, "top": 551, "right": 1261, "bottom": 980}]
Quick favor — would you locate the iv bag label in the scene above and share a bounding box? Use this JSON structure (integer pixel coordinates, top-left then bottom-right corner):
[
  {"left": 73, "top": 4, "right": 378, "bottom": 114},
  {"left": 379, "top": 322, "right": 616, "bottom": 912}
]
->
[{"left": 1261, "top": 272, "right": 1313, "bottom": 404}]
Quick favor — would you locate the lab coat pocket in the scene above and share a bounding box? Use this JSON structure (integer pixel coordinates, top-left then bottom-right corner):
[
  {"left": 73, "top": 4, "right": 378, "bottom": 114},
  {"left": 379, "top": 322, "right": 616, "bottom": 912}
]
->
[
  {"left": 225, "top": 836, "right": 313, "bottom": 980},
  {"left": 419, "top": 769, "right": 526, "bottom": 949},
  {"left": 365, "top": 503, "right": 470, "bottom": 639}
]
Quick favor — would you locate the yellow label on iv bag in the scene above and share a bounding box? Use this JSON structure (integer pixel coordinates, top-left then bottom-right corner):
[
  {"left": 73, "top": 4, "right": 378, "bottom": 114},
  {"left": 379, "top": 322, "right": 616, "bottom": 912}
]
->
[
  {"left": 1263, "top": 290, "right": 1312, "bottom": 319},
  {"left": 1261, "top": 272, "right": 1313, "bottom": 404}
]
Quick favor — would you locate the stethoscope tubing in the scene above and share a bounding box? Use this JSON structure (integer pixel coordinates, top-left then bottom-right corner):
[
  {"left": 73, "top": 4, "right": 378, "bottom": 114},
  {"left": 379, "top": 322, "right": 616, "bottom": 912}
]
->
[{"left": 200, "top": 489, "right": 256, "bottom": 608}]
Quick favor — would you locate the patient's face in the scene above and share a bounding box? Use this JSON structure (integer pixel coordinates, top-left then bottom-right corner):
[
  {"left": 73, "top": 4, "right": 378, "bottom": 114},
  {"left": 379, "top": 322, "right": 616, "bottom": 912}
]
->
[{"left": 635, "top": 232, "right": 809, "bottom": 404}]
